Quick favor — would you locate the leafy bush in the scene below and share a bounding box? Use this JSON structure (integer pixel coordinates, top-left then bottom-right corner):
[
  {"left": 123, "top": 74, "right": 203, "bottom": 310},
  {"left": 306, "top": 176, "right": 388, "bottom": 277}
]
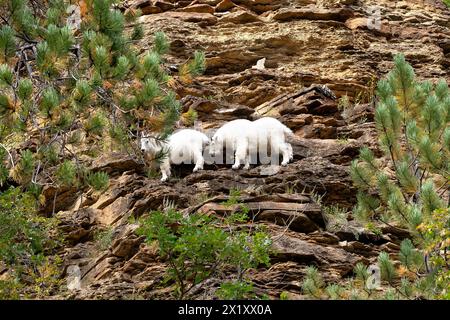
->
[
  {"left": 136, "top": 208, "right": 271, "bottom": 299},
  {"left": 0, "top": 187, "right": 62, "bottom": 299},
  {"left": 216, "top": 281, "right": 255, "bottom": 300},
  {"left": 0, "top": 188, "right": 51, "bottom": 264},
  {"left": 0, "top": 278, "right": 22, "bottom": 300}
]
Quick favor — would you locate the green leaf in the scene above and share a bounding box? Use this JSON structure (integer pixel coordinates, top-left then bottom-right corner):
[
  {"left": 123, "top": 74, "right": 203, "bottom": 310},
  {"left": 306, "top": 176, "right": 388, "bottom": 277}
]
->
[
  {"left": 420, "top": 180, "right": 444, "bottom": 216},
  {"left": 85, "top": 112, "right": 107, "bottom": 136},
  {"left": 114, "top": 56, "right": 129, "bottom": 79}
]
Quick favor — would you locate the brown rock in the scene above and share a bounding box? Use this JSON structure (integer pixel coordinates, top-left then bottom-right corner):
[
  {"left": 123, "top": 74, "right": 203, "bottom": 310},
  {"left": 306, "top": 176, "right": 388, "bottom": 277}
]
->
[
  {"left": 178, "top": 4, "right": 215, "bottom": 14},
  {"left": 141, "top": 6, "right": 163, "bottom": 15},
  {"left": 255, "top": 85, "right": 337, "bottom": 117},
  {"left": 219, "top": 10, "right": 261, "bottom": 24},
  {"left": 132, "top": 0, "right": 174, "bottom": 15},
  {"left": 215, "top": 0, "right": 235, "bottom": 12},
  {"left": 52, "top": 0, "right": 450, "bottom": 300},
  {"left": 90, "top": 153, "right": 143, "bottom": 176},
  {"left": 271, "top": 229, "right": 363, "bottom": 274},
  {"left": 161, "top": 11, "right": 218, "bottom": 26},
  {"left": 272, "top": 7, "right": 354, "bottom": 22}
]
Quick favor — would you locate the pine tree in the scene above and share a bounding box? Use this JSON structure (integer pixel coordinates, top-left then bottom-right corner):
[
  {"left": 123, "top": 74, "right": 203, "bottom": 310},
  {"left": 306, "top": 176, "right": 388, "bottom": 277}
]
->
[
  {"left": 0, "top": 0, "right": 205, "bottom": 207},
  {"left": 351, "top": 54, "right": 449, "bottom": 298}
]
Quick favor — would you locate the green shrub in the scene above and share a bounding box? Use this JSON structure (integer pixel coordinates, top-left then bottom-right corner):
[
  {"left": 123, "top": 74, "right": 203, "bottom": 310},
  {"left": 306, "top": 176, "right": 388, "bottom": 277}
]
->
[
  {"left": 0, "top": 187, "right": 62, "bottom": 299},
  {"left": 136, "top": 209, "right": 271, "bottom": 299},
  {"left": 0, "top": 188, "right": 49, "bottom": 264},
  {"left": 309, "top": 54, "right": 450, "bottom": 300},
  {"left": 216, "top": 281, "right": 255, "bottom": 300}
]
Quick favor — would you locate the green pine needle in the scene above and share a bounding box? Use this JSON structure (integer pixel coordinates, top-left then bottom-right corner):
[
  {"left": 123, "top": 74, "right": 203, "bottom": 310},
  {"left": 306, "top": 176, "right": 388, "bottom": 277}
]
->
[
  {"left": 188, "top": 51, "right": 206, "bottom": 77},
  {"left": 154, "top": 31, "right": 169, "bottom": 55},
  {"left": 55, "top": 160, "right": 76, "bottom": 187},
  {"left": 86, "top": 171, "right": 110, "bottom": 191},
  {"left": 0, "top": 64, "right": 14, "bottom": 87},
  {"left": 378, "top": 251, "right": 397, "bottom": 283},
  {"left": 0, "top": 25, "right": 16, "bottom": 60}
]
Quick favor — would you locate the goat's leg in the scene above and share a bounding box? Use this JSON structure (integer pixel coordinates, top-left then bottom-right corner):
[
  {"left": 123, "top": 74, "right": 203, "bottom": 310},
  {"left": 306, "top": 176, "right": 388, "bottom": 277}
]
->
[
  {"left": 232, "top": 139, "right": 247, "bottom": 170},
  {"left": 270, "top": 135, "right": 290, "bottom": 166},
  {"left": 280, "top": 143, "right": 291, "bottom": 166},
  {"left": 287, "top": 143, "right": 294, "bottom": 161},
  {"left": 160, "top": 159, "right": 171, "bottom": 182},
  {"left": 192, "top": 148, "right": 204, "bottom": 172},
  {"left": 232, "top": 151, "right": 241, "bottom": 169},
  {"left": 244, "top": 132, "right": 259, "bottom": 170},
  {"left": 243, "top": 153, "right": 251, "bottom": 170}
]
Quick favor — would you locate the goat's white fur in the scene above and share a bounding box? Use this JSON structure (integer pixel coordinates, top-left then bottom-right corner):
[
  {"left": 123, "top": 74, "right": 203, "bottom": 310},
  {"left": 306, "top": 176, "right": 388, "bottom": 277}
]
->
[
  {"left": 141, "top": 129, "right": 210, "bottom": 181},
  {"left": 251, "top": 117, "right": 294, "bottom": 166},
  {"left": 209, "top": 119, "right": 254, "bottom": 170},
  {"left": 209, "top": 117, "right": 294, "bottom": 170}
]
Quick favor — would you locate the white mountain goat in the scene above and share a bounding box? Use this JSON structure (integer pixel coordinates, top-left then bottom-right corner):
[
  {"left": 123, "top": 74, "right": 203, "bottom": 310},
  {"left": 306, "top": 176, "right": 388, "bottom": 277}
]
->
[
  {"left": 251, "top": 117, "right": 294, "bottom": 166},
  {"left": 209, "top": 119, "right": 255, "bottom": 170},
  {"left": 140, "top": 129, "right": 210, "bottom": 181},
  {"left": 209, "top": 117, "right": 294, "bottom": 169}
]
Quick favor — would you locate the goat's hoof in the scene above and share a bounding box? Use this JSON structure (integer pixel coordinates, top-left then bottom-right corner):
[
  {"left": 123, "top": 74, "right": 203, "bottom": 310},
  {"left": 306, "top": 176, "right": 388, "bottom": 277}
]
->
[
  {"left": 161, "top": 177, "right": 168, "bottom": 182},
  {"left": 243, "top": 165, "right": 250, "bottom": 170},
  {"left": 281, "top": 162, "right": 288, "bottom": 167},
  {"left": 232, "top": 164, "right": 240, "bottom": 170},
  {"left": 193, "top": 167, "right": 202, "bottom": 173}
]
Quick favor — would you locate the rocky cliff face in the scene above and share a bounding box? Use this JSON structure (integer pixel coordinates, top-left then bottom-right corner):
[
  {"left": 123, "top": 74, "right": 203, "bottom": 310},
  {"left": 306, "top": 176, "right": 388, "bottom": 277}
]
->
[{"left": 54, "top": 0, "right": 449, "bottom": 299}]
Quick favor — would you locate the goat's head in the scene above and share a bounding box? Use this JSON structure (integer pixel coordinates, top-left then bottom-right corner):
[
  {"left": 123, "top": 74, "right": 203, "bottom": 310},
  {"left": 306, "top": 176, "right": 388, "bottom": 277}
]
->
[
  {"left": 140, "top": 135, "right": 163, "bottom": 154},
  {"left": 140, "top": 137, "right": 152, "bottom": 153},
  {"left": 208, "top": 135, "right": 222, "bottom": 157}
]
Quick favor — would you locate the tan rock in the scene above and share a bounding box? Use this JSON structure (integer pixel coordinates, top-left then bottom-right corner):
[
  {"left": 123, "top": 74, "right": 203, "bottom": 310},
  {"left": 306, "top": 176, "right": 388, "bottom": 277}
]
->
[
  {"left": 219, "top": 10, "right": 261, "bottom": 24},
  {"left": 272, "top": 6, "right": 354, "bottom": 22},
  {"left": 55, "top": 0, "right": 450, "bottom": 300},
  {"left": 178, "top": 4, "right": 215, "bottom": 14},
  {"left": 215, "top": 0, "right": 235, "bottom": 12}
]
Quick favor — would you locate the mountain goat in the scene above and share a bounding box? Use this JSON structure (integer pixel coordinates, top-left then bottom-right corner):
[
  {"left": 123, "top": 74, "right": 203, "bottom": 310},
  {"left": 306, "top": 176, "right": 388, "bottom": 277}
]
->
[
  {"left": 209, "top": 117, "right": 294, "bottom": 169},
  {"left": 140, "top": 129, "right": 210, "bottom": 181},
  {"left": 209, "top": 119, "right": 255, "bottom": 170},
  {"left": 252, "top": 117, "right": 294, "bottom": 166}
]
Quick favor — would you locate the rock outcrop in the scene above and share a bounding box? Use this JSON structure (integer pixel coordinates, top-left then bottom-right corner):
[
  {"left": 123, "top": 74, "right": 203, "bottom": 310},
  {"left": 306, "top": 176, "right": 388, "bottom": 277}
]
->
[{"left": 50, "top": 0, "right": 449, "bottom": 299}]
